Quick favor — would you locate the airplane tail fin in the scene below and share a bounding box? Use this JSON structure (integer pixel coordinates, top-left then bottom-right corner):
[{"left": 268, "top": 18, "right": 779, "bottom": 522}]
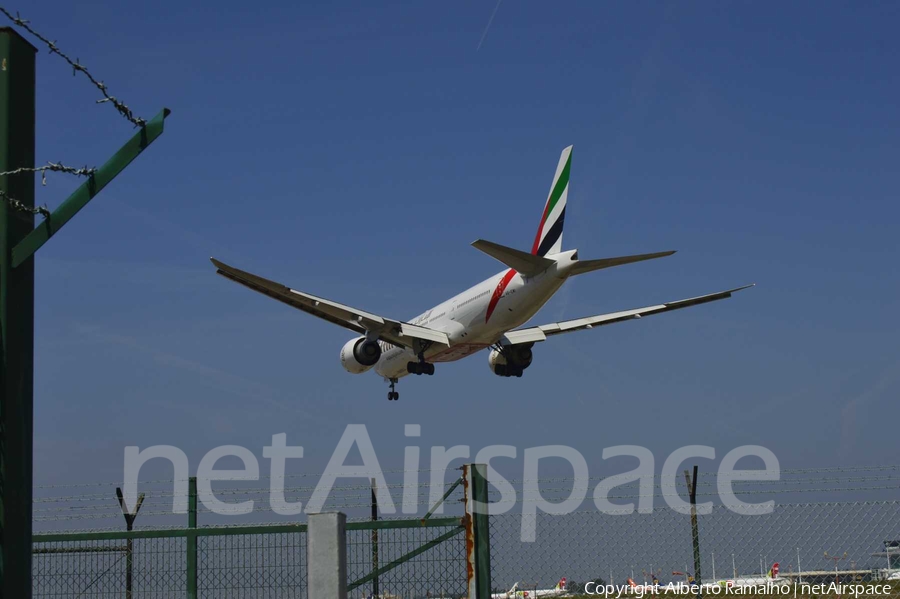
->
[
  {"left": 556, "top": 577, "right": 567, "bottom": 590},
  {"left": 531, "top": 146, "right": 571, "bottom": 257},
  {"left": 768, "top": 563, "right": 780, "bottom": 579},
  {"left": 509, "top": 582, "right": 519, "bottom": 594}
]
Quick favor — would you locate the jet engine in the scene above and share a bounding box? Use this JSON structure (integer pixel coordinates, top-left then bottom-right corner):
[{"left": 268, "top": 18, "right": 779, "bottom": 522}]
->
[
  {"left": 340, "top": 337, "right": 382, "bottom": 374},
  {"left": 488, "top": 344, "right": 533, "bottom": 377}
]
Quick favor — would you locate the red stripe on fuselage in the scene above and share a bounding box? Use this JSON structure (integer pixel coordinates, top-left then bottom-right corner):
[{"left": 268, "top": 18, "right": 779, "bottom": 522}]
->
[
  {"left": 429, "top": 343, "right": 489, "bottom": 363},
  {"left": 486, "top": 269, "right": 517, "bottom": 323}
]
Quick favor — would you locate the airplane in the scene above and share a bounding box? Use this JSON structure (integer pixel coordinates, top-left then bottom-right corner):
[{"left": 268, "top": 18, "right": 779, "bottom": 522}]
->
[
  {"left": 491, "top": 582, "right": 520, "bottom": 599},
  {"left": 211, "top": 145, "right": 753, "bottom": 400},
  {"left": 712, "top": 562, "right": 790, "bottom": 589},
  {"left": 491, "top": 578, "right": 568, "bottom": 598}
]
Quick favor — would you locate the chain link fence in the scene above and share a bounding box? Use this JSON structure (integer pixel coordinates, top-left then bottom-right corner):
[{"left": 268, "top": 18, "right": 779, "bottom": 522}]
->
[
  {"left": 346, "top": 519, "right": 468, "bottom": 599},
  {"left": 33, "top": 526, "right": 310, "bottom": 598},
  {"left": 488, "top": 466, "right": 900, "bottom": 597},
  {"left": 31, "top": 466, "right": 900, "bottom": 597},
  {"left": 197, "top": 530, "right": 307, "bottom": 598},
  {"left": 32, "top": 535, "right": 186, "bottom": 598},
  {"left": 31, "top": 471, "right": 471, "bottom": 597},
  {"left": 490, "top": 502, "right": 900, "bottom": 594}
]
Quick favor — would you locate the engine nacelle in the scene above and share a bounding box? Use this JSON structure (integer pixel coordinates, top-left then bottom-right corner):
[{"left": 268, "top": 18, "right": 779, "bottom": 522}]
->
[
  {"left": 340, "top": 337, "right": 382, "bottom": 374},
  {"left": 488, "top": 344, "right": 533, "bottom": 377}
]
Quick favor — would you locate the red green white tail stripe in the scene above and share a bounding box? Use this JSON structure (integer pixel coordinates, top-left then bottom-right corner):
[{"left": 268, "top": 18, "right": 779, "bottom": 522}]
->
[
  {"left": 487, "top": 146, "right": 573, "bottom": 323},
  {"left": 530, "top": 145, "right": 571, "bottom": 257}
]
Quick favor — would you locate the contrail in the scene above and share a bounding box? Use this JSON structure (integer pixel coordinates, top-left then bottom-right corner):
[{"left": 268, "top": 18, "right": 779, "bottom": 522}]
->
[{"left": 476, "top": 0, "right": 504, "bottom": 51}]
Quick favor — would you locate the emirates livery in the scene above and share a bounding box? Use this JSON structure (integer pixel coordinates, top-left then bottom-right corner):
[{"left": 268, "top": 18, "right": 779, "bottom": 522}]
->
[{"left": 212, "top": 146, "right": 752, "bottom": 400}]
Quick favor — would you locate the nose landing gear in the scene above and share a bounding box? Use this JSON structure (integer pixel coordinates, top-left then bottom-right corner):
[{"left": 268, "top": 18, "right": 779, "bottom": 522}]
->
[{"left": 387, "top": 378, "right": 399, "bottom": 401}]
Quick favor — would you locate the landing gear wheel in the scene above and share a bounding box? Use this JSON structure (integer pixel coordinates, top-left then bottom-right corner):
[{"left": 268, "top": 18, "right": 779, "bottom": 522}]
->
[
  {"left": 387, "top": 379, "right": 399, "bottom": 400},
  {"left": 406, "top": 361, "right": 435, "bottom": 376}
]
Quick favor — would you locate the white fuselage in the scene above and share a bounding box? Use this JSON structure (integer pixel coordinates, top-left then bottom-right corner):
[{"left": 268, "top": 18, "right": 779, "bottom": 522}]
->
[
  {"left": 520, "top": 588, "right": 567, "bottom": 598},
  {"left": 373, "top": 250, "right": 579, "bottom": 380},
  {"left": 492, "top": 582, "right": 567, "bottom": 598}
]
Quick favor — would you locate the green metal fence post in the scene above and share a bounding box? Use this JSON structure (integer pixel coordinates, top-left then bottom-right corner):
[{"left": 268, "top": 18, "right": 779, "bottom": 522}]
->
[
  {"left": 187, "top": 476, "right": 198, "bottom": 598},
  {"left": 685, "top": 466, "right": 702, "bottom": 598},
  {"left": 0, "top": 26, "right": 37, "bottom": 599},
  {"left": 116, "top": 487, "right": 144, "bottom": 599},
  {"left": 0, "top": 25, "right": 168, "bottom": 595},
  {"left": 371, "top": 478, "right": 379, "bottom": 597},
  {"left": 469, "top": 463, "right": 491, "bottom": 599}
]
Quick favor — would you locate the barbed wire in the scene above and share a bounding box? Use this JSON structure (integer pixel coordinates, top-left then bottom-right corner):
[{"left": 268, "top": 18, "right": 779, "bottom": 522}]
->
[
  {"left": 35, "top": 500, "right": 900, "bottom": 534},
  {"left": 700, "top": 465, "right": 900, "bottom": 476},
  {"left": 34, "top": 479, "right": 462, "bottom": 499},
  {"left": 31, "top": 464, "right": 900, "bottom": 491},
  {"left": 488, "top": 484, "right": 900, "bottom": 502},
  {"left": 31, "top": 483, "right": 900, "bottom": 523},
  {"left": 0, "top": 7, "right": 128, "bottom": 218},
  {"left": 34, "top": 475, "right": 900, "bottom": 511},
  {"left": 32, "top": 477, "right": 885, "bottom": 502},
  {"left": 0, "top": 161, "right": 96, "bottom": 183},
  {"left": 0, "top": 6, "right": 146, "bottom": 127},
  {"left": 501, "top": 474, "right": 900, "bottom": 490},
  {"left": 0, "top": 190, "right": 50, "bottom": 218},
  {"left": 33, "top": 500, "right": 437, "bottom": 521},
  {"left": 32, "top": 485, "right": 900, "bottom": 522},
  {"left": 32, "top": 467, "right": 466, "bottom": 490},
  {"left": 33, "top": 486, "right": 900, "bottom": 518},
  {"left": 33, "top": 489, "right": 454, "bottom": 509},
  {"left": 0, "top": 161, "right": 97, "bottom": 218}
]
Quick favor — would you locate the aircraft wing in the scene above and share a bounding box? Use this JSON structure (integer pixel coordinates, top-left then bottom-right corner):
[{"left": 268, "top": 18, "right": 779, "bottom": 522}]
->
[
  {"left": 211, "top": 258, "right": 449, "bottom": 348},
  {"left": 499, "top": 284, "right": 754, "bottom": 346}
]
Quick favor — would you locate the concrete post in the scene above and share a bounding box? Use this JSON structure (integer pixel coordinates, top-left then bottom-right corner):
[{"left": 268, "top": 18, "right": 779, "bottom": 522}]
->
[{"left": 308, "top": 512, "right": 347, "bottom": 599}]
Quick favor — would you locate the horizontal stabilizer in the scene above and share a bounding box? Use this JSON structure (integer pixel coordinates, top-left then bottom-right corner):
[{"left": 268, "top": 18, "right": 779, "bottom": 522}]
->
[
  {"left": 570, "top": 250, "right": 676, "bottom": 276},
  {"left": 472, "top": 239, "right": 554, "bottom": 277}
]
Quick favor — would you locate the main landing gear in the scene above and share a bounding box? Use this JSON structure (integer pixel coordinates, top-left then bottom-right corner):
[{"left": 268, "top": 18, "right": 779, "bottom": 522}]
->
[
  {"left": 387, "top": 379, "right": 399, "bottom": 401},
  {"left": 493, "top": 364, "right": 524, "bottom": 377},
  {"left": 406, "top": 354, "right": 435, "bottom": 376}
]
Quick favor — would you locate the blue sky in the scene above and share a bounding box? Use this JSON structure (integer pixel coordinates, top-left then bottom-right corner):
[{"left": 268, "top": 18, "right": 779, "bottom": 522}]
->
[{"left": 20, "top": 1, "right": 900, "bottom": 488}]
